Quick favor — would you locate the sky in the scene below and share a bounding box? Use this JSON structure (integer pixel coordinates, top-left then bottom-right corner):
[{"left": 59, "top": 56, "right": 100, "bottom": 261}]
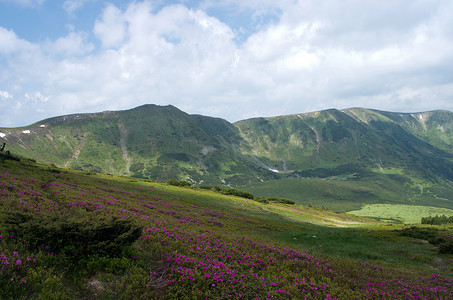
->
[{"left": 1, "top": 0, "right": 453, "bottom": 127}]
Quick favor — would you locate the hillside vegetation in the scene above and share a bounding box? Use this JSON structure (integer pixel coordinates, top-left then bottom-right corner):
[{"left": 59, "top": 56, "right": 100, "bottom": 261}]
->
[
  {"left": 1, "top": 158, "right": 453, "bottom": 299},
  {"left": 0, "top": 105, "right": 270, "bottom": 184},
  {"left": 2, "top": 104, "right": 453, "bottom": 218}
]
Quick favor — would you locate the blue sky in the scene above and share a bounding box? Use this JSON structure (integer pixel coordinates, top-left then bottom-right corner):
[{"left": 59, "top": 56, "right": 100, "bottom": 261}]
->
[{"left": 1, "top": 0, "right": 453, "bottom": 127}]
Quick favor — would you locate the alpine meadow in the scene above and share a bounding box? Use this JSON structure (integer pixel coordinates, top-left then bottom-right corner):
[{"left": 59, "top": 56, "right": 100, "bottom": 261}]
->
[{"left": 1, "top": 104, "right": 453, "bottom": 299}]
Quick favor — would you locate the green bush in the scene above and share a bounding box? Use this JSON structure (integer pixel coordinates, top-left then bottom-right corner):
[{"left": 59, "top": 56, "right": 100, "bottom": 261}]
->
[
  {"left": 3, "top": 212, "right": 142, "bottom": 260},
  {"left": 198, "top": 185, "right": 221, "bottom": 191},
  {"left": 0, "top": 150, "right": 20, "bottom": 162},
  {"left": 266, "top": 197, "right": 295, "bottom": 205},
  {"left": 421, "top": 215, "right": 453, "bottom": 225},
  {"left": 253, "top": 196, "right": 270, "bottom": 204},
  {"left": 220, "top": 188, "right": 254, "bottom": 199},
  {"left": 253, "top": 196, "right": 295, "bottom": 205},
  {"left": 397, "top": 226, "right": 453, "bottom": 254},
  {"left": 167, "top": 179, "right": 192, "bottom": 187},
  {"left": 398, "top": 226, "right": 438, "bottom": 241},
  {"left": 439, "top": 238, "right": 453, "bottom": 254}
]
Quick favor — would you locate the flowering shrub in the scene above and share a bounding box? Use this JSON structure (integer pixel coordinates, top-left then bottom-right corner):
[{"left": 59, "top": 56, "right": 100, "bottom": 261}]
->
[
  {"left": 3, "top": 211, "right": 142, "bottom": 259},
  {"left": 398, "top": 226, "right": 453, "bottom": 254},
  {"left": 0, "top": 161, "right": 452, "bottom": 299}
]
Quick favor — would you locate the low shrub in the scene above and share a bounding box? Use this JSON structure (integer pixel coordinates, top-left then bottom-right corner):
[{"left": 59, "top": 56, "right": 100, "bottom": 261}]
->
[
  {"left": 167, "top": 179, "right": 192, "bottom": 187},
  {"left": 3, "top": 212, "right": 142, "bottom": 261},
  {"left": 439, "top": 238, "right": 453, "bottom": 254},
  {"left": 266, "top": 197, "right": 295, "bottom": 205},
  {"left": 253, "top": 196, "right": 269, "bottom": 204},
  {"left": 220, "top": 188, "right": 254, "bottom": 199},
  {"left": 254, "top": 196, "right": 295, "bottom": 205},
  {"left": 398, "top": 226, "right": 438, "bottom": 242},
  {"left": 0, "top": 150, "right": 20, "bottom": 162},
  {"left": 198, "top": 185, "right": 221, "bottom": 191},
  {"left": 397, "top": 226, "right": 453, "bottom": 254},
  {"left": 421, "top": 215, "right": 453, "bottom": 225}
]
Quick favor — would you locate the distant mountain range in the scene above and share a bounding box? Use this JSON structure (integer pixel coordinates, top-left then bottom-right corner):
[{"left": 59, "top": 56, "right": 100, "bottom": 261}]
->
[
  {"left": 2, "top": 104, "right": 453, "bottom": 210},
  {"left": 237, "top": 107, "right": 453, "bottom": 182}
]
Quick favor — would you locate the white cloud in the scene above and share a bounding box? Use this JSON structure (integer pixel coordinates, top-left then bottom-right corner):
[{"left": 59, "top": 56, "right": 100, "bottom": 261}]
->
[
  {"left": 24, "top": 92, "right": 49, "bottom": 103},
  {"left": 94, "top": 4, "right": 127, "bottom": 48},
  {"left": 45, "top": 31, "right": 94, "bottom": 56},
  {"left": 0, "top": 27, "right": 35, "bottom": 54},
  {"left": 0, "top": 91, "right": 12, "bottom": 99},
  {"left": 63, "top": 0, "right": 94, "bottom": 15}
]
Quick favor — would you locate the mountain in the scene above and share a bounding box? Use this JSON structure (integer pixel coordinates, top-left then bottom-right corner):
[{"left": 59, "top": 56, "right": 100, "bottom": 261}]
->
[
  {"left": 2, "top": 105, "right": 453, "bottom": 210},
  {"left": 236, "top": 107, "right": 453, "bottom": 181},
  {"left": 237, "top": 108, "right": 453, "bottom": 210},
  {"left": 0, "top": 104, "right": 272, "bottom": 184}
]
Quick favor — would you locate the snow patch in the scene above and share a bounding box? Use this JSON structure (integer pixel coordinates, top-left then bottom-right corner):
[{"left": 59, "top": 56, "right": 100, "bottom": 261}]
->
[
  {"left": 0, "top": 133, "right": 5, "bottom": 138},
  {"left": 268, "top": 168, "right": 279, "bottom": 173},
  {"left": 22, "top": 130, "right": 30, "bottom": 134},
  {"left": 40, "top": 124, "right": 46, "bottom": 128}
]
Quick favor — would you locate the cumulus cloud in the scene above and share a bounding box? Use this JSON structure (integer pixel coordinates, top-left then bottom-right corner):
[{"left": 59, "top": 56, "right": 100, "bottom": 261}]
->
[
  {"left": 94, "top": 4, "right": 127, "bottom": 48},
  {"left": 44, "top": 31, "right": 94, "bottom": 56},
  {"left": 63, "top": 0, "right": 95, "bottom": 15},
  {"left": 1, "top": 0, "right": 453, "bottom": 127},
  {"left": 0, "top": 27, "right": 35, "bottom": 54}
]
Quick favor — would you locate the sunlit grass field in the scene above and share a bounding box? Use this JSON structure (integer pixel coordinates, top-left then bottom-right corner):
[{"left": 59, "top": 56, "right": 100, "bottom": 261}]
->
[
  {"left": 244, "top": 175, "right": 453, "bottom": 212},
  {"left": 348, "top": 204, "right": 453, "bottom": 223}
]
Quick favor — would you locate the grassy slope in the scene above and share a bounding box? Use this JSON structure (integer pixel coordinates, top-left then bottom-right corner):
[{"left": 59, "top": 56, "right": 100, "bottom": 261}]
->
[
  {"left": 348, "top": 204, "right": 453, "bottom": 223},
  {"left": 4, "top": 105, "right": 453, "bottom": 225},
  {"left": 236, "top": 108, "right": 453, "bottom": 216},
  {"left": 370, "top": 109, "right": 453, "bottom": 155},
  {"left": 235, "top": 109, "right": 371, "bottom": 171},
  {"left": 1, "top": 158, "right": 452, "bottom": 298},
  {"left": 243, "top": 174, "right": 453, "bottom": 212},
  {"left": 0, "top": 105, "right": 273, "bottom": 185}
]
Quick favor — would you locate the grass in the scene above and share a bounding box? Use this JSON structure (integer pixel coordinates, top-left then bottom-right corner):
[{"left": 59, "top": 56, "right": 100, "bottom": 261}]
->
[
  {"left": 243, "top": 175, "right": 453, "bottom": 212},
  {"left": 348, "top": 204, "right": 453, "bottom": 223},
  {"left": 1, "top": 158, "right": 453, "bottom": 299},
  {"left": 272, "top": 225, "right": 442, "bottom": 271}
]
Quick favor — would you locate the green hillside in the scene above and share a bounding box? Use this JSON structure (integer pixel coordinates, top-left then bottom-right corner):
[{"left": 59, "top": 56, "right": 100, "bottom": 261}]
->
[
  {"left": 0, "top": 105, "right": 272, "bottom": 184},
  {"left": 1, "top": 157, "right": 453, "bottom": 298},
  {"left": 363, "top": 109, "right": 453, "bottom": 154},
  {"left": 236, "top": 108, "right": 453, "bottom": 214},
  {"left": 236, "top": 108, "right": 453, "bottom": 182},
  {"left": 2, "top": 105, "right": 453, "bottom": 213}
]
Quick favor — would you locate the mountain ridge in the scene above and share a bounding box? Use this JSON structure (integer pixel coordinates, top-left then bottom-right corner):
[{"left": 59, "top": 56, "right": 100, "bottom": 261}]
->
[{"left": 2, "top": 104, "right": 453, "bottom": 210}]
